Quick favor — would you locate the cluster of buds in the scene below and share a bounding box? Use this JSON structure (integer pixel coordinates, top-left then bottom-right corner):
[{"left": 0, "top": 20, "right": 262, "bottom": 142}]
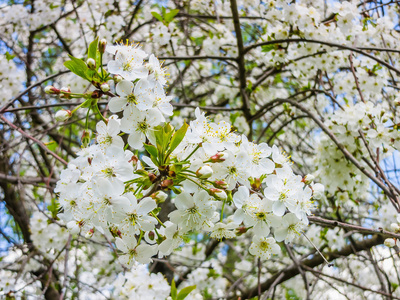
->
[{"left": 384, "top": 223, "right": 400, "bottom": 248}]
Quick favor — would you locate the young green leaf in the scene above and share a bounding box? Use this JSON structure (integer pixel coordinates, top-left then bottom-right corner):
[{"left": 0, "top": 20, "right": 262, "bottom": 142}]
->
[
  {"left": 151, "top": 11, "right": 163, "bottom": 22},
  {"left": 168, "top": 122, "right": 188, "bottom": 154},
  {"left": 165, "top": 9, "right": 179, "bottom": 23},
  {"left": 64, "top": 55, "right": 89, "bottom": 80},
  {"left": 143, "top": 144, "right": 159, "bottom": 165},
  {"left": 170, "top": 279, "right": 177, "bottom": 300},
  {"left": 177, "top": 285, "right": 196, "bottom": 300},
  {"left": 88, "top": 37, "right": 99, "bottom": 61}
]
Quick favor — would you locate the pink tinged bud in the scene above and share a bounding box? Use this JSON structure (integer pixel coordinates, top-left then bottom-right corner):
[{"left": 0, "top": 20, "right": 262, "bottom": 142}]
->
[
  {"left": 196, "top": 165, "right": 213, "bottom": 179},
  {"left": 151, "top": 191, "right": 168, "bottom": 203},
  {"left": 45, "top": 85, "right": 60, "bottom": 94},
  {"left": 99, "top": 39, "right": 107, "bottom": 53},
  {"left": 87, "top": 58, "right": 96, "bottom": 70},
  {"left": 85, "top": 228, "right": 95, "bottom": 239},
  {"left": 209, "top": 188, "right": 227, "bottom": 201},
  {"left": 384, "top": 238, "right": 396, "bottom": 248},
  {"left": 214, "top": 180, "right": 228, "bottom": 189},
  {"left": 210, "top": 152, "right": 227, "bottom": 163},
  {"left": 100, "top": 83, "right": 110, "bottom": 92},
  {"left": 55, "top": 109, "right": 72, "bottom": 122},
  {"left": 60, "top": 87, "right": 71, "bottom": 93}
]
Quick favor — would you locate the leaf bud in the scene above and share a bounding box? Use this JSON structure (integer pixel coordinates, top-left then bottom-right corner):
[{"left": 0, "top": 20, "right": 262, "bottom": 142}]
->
[
  {"left": 196, "top": 165, "right": 213, "bottom": 179},
  {"left": 148, "top": 172, "right": 157, "bottom": 183},
  {"left": 161, "top": 179, "right": 174, "bottom": 189},
  {"left": 86, "top": 58, "right": 96, "bottom": 70},
  {"left": 91, "top": 90, "right": 102, "bottom": 98},
  {"left": 55, "top": 109, "right": 72, "bottom": 122}
]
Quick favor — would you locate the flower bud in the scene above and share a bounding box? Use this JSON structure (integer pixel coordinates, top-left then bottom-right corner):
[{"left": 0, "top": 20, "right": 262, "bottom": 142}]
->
[
  {"left": 114, "top": 75, "right": 123, "bottom": 83},
  {"left": 213, "top": 180, "right": 228, "bottom": 189},
  {"left": 210, "top": 152, "right": 227, "bottom": 163},
  {"left": 86, "top": 58, "right": 96, "bottom": 70},
  {"left": 384, "top": 238, "right": 396, "bottom": 248},
  {"left": 390, "top": 223, "right": 400, "bottom": 233},
  {"left": 99, "top": 39, "right": 107, "bottom": 53},
  {"left": 209, "top": 188, "right": 227, "bottom": 201},
  {"left": 303, "top": 174, "right": 315, "bottom": 184},
  {"left": 196, "top": 165, "right": 213, "bottom": 179},
  {"left": 100, "top": 83, "right": 110, "bottom": 92},
  {"left": 60, "top": 86, "right": 71, "bottom": 93},
  {"left": 85, "top": 228, "right": 95, "bottom": 239},
  {"left": 151, "top": 191, "right": 168, "bottom": 204},
  {"left": 81, "top": 130, "right": 92, "bottom": 147},
  {"left": 45, "top": 85, "right": 60, "bottom": 94},
  {"left": 55, "top": 109, "right": 72, "bottom": 122}
]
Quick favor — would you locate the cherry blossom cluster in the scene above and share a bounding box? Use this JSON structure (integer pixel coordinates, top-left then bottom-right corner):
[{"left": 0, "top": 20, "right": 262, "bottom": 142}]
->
[
  {"left": 53, "top": 40, "right": 324, "bottom": 266},
  {"left": 315, "top": 100, "right": 400, "bottom": 197}
]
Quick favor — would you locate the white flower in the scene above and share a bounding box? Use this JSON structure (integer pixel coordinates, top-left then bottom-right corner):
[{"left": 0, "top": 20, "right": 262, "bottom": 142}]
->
[
  {"left": 145, "top": 54, "right": 168, "bottom": 87},
  {"left": 120, "top": 106, "right": 163, "bottom": 149},
  {"left": 109, "top": 80, "right": 154, "bottom": 113},
  {"left": 210, "top": 222, "right": 237, "bottom": 240},
  {"left": 152, "top": 24, "right": 171, "bottom": 46},
  {"left": 274, "top": 213, "right": 304, "bottom": 244},
  {"left": 115, "top": 236, "right": 157, "bottom": 265},
  {"left": 168, "top": 190, "right": 217, "bottom": 232},
  {"left": 158, "top": 222, "right": 183, "bottom": 256},
  {"left": 119, "top": 194, "right": 158, "bottom": 236},
  {"left": 96, "top": 116, "right": 123, "bottom": 149},
  {"left": 107, "top": 46, "right": 148, "bottom": 81},
  {"left": 249, "top": 236, "right": 280, "bottom": 260}
]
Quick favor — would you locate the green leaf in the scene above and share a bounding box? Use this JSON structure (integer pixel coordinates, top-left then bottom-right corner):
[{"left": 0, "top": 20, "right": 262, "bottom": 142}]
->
[
  {"left": 151, "top": 11, "right": 163, "bottom": 22},
  {"left": 64, "top": 55, "right": 89, "bottom": 80},
  {"left": 171, "top": 279, "right": 177, "bottom": 300},
  {"left": 88, "top": 37, "right": 99, "bottom": 60},
  {"left": 5, "top": 51, "right": 15, "bottom": 61},
  {"left": 168, "top": 122, "right": 188, "bottom": 154},
  {"left": 261, "top": 44, "right": 276, "bottom": 52},
  {"left": 165, "top": 9, "right": 179, "bottom": 23},
  {"left": 177, "top": 285, "right": 196, "bottom": 300},
  {"left": 143, "top": 144, "right": 159, "bottom": 165}
]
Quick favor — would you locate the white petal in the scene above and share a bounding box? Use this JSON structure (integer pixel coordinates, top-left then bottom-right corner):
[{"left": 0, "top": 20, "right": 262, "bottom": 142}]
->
[{"left": 116, "top": 80, "right": 134, "bottom": 96}]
